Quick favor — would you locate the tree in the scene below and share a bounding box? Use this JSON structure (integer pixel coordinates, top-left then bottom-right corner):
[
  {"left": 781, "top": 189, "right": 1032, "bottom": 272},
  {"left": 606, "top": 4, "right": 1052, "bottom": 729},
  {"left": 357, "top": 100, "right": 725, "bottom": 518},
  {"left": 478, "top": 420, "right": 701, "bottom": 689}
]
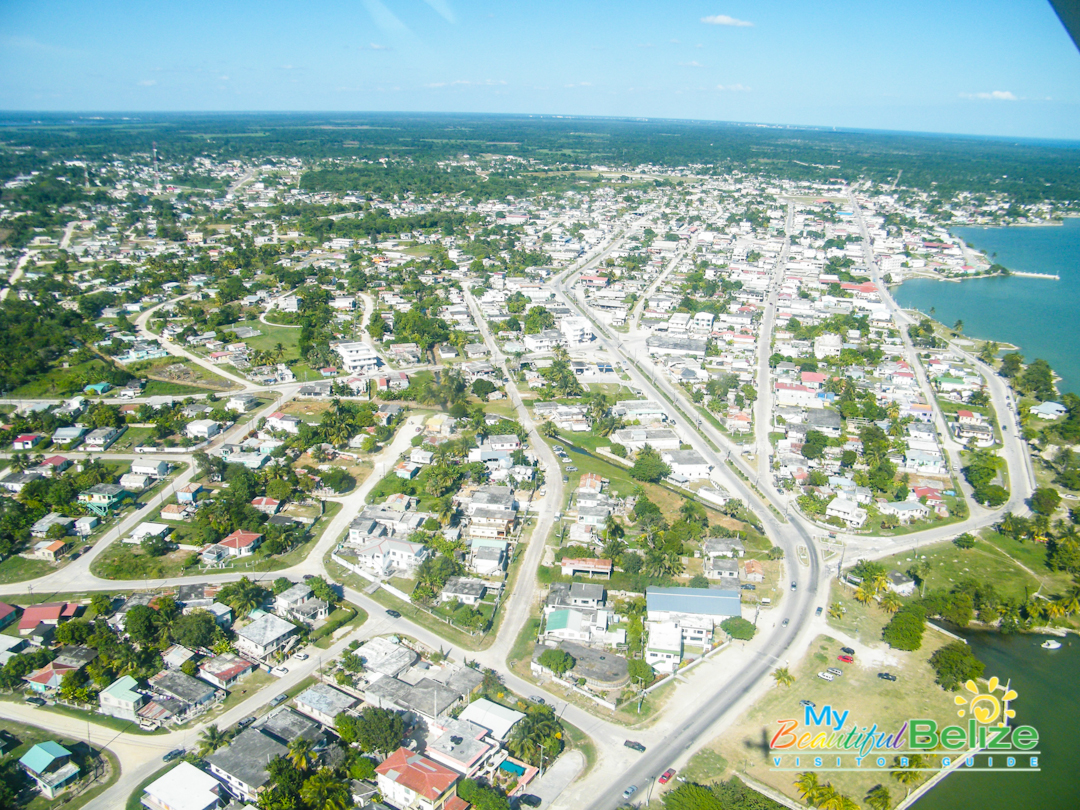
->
[
  {"left": 172, "top": 609, "right": 219, "bottom": 648},
  {"left": 287, "top": 738, "right": 316, "bottom": 771},
  {"left": 720, "top": 617, "right": 756, "bottom": 640},
  {"left": 630, "top": 444, "right": 671, "bottom": 483},
  {"left": 508, "top": 707, "right": 564, "bottom": 767},
  {"left": 627, "top": 658, "right": 653, "bottom": 686},
  {"left": 866, "top": 784, "right": 892, "bottom": 810},
  {"left": 352, "top": 706, "right": 406, "bottom": 756},
  {"left": 90, "top": 593, "right": 113, "bottom": 616},
  {"left": 662, "top": 783, "right": 724, "bottom": 810},
  {"left": 795, "top": 772, "right": 822, "bottom": 805},
  {"left": 880, "top": 592, "right": 903, "bottom": 614},
  {"left": 538, "top": 648, "right": 575, "bottom": 676},
  {"left": 882, "top": 606, "right": 925, "bottom": 651},
  {"left": 457, "top": 779, "right": 512, "bottom": 810},
  {"left": 198, "top": 724, "right": 229, "bottom": 756},
  {"left": 300, "top": 768, "right": 351, "bottom": 810},
  {"left": 929, "top": 642, "right": 985, "bottom": 691},
  {"left": 124, "top": 604, "right": 158, "bottom": 645},
  {"left": 472, "top": 378, "right": 496, "bottom": 399},
  {"left": 891, "top": 754, "right": 926, "bottom": 795},
  {"left": 1031, "top": 487, "right": 1062, "bottom": 516},
  {"left": 999, "top": 352, "right": 1024, "bottom": 378},
  {"left": 772, "top": 667, "right": 795, "bottom": 688}
]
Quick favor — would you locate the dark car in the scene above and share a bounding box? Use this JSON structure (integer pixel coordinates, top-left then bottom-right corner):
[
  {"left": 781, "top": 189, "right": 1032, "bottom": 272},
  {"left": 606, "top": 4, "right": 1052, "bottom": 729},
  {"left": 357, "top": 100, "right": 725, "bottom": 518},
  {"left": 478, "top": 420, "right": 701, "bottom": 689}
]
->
[
  {"left": 238, "top": 715, "right": 256, "bottom": 729},
  {"left": 799, "top": 699, "right": 815, "bottom": 708},
  {"left": 162, "top": 748, "right": 185, "bottom": 762},
  {"left": 24, "top": 696, "right": 46, "bottom": 707},
  {"left": 624, "top": 740, "right": 646, "bottom": 752},
  {"left": 529, "top": 695, "right": 546, "bottom": 705},
  {"left": 841, "top": 647, "right": 855, "bottom": 656},
  {"left": 269, "top": 693, "right": 288, "bottom": 707},
  {"left": 790, "top": 581, "right": 797, "bottom": 591},
  {"left": 782, "top": 618, "right": 790, "bottom": 627},
  {"left": 518, "top": 795, "right": 542, "bottom": 808},
  {"left": 878, "top": 672, "right": 898, "bottom": 681},
  {"left": 302, "top": 574, "right": 314, "bottom": 581},
  {"left": 740, "top": 583, "right": 756, "bottom": 591},
  {"left": 815, "top": 606, "right": 823, "bottom": 616},
  {"left": 386, "top": 609, "right": 402, "bottom": 618}
]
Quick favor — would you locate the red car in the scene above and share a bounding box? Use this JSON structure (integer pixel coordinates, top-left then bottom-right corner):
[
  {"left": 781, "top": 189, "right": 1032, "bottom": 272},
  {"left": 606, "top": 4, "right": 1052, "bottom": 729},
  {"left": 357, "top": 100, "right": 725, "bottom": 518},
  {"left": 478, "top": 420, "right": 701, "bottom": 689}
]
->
[
  {"left": 659, "top": 768, "right": 677, "bottom": 785},
  {"left": 837, "top": 654, "right": 854, "bottom": 663}
]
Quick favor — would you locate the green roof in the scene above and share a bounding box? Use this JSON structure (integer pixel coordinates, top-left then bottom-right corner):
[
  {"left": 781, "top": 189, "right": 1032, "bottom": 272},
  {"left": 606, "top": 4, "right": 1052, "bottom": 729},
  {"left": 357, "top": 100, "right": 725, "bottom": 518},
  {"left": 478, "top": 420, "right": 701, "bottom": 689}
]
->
[
  {"left": 103, "top": 675, "right": 141, "bottom": 703},
  {"left": 20, "top": 741, "right": 70, "bottom": 774}
]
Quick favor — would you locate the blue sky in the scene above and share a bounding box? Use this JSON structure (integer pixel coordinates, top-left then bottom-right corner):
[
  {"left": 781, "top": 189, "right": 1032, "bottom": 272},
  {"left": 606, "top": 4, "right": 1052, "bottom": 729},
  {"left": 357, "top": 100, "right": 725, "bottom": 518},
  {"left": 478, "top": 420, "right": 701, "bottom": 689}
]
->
[{"left": 2, "top": 0, "right": 1078, "bottom": 139}]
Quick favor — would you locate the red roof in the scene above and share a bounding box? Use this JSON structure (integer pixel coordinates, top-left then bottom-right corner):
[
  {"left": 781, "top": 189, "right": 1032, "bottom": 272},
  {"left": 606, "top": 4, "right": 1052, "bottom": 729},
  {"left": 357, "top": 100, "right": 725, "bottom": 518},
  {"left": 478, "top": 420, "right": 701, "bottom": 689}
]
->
[
  {"left": 560, "top": 558, "right": 613, "bottom": 572},
  {"left": 41, "top": 456, "right": 69, "bottom": 467},
  {"left": 957, "top": 410, "right": 975, "bottom": 418},
  {"left": 376, "top": 749, "right": 459, "bottom": 801},
  {"left": 0, "top": 602, "right": 17, "bottom": 623},
  {"left": 250, "top": 497, "right": 280, "bottom": 508},
  {"left": 15, "top": 434, "right": 39, "bottom": 442},
  {"left": 18, "top": 602, "right": 76, "bottom": 632},
  {"left": 219, "top": 530, "right": 263, "bottom": 550}
]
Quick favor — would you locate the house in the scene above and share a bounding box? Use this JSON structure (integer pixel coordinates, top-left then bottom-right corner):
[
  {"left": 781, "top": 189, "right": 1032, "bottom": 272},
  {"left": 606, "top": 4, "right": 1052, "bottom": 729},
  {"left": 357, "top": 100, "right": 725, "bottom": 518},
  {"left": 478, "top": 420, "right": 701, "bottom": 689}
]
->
[
  {"left": 25, "top": 661, "right": 77, "bottom": 693},
  {"left": 0, "top": 601, "right": 17, "bottom": 631},
  {"left": 375, "top": 748, "right": 460, "bottom": 810},
  {"left": 77, "top": 483, "right": 128, "bottom": 515},
  {"left": 31, "top": 539, "right": 70, "bottom": 562},
  {"left": 887, "top": 570, "right": 917, "bottom": 596},
  {"left": 186, "top": 420, "right": 220, "bottom": 439},
  {"left": 0, "top": 470, "right": 45, "bottom": 493},
  {"left": 334, "top": 342, "right": 382, "bottom": 373},
  {"left": 457, "top": 698, "right": 525, "bottom": 741},
  {"left": 645, "top": 621, "right": 684, "bottom": 673},
  {"left": 293, "top": 682, "right": 359, "bottom": 726},
  {"left": 274, "top": 584, "right": 329, "bottom": 626},
  {"left": 19, "top": 742, "right": 80, "bottom": 799},
  {"left": 340, "top": 535, "right": 430, "bottom": 576},
  {"left": 227, "top": 393, "right": 257, "bottom": 413},
  {"left": 132, "top": 458, "right": 170, "bottom": 478},
  {"left": 646, "top": 587, "right": 742, "bottom": 646},
  {"left": 84, "top": 426, "right": 125, "bottom": 450},
  {"left": 661, "top": 449, "right": 711, "bottom": 480},
  {"left": 161, "top": 503, "right": 195, "bottom": 522},
  {"left": 50, "top": 426, "right": 87, "bottom": 447},
  {"left": 250, "top": 497, "right": 281, "bottom": 515},
  {"left": 743, "top": 559, "right": 765, "bottom": 583},
  {"left": 234, "top": 613, "right": 297, "bottom": 660},
  {"left": 142, "top": 762, "right": 224, "bottom": 810},
  {"left": 34, "top": 455, "right": 72, "bottom": 477},
  {"left": 439, "top": 577, "right": 486, "bottom": 606},
  {"left": 825, "top": 497, "right": 867, "bottom": 528},
  {"left": 559, "top": 558, "right": 612, "bottom": 578},
  {"left": 119, "top": 472, "right": 152, "bottom": 491},
  {"left": 206, "top": 728, "right": 287, "bottom": 803},
  {"left": 176, "top": 483, "right": 204, "bottom": 504},
  {"left": 878, "top": 500, "right": 930, "bottom": 524},
  {"left": 266, "top": 412, "right": 301, "bottom": 434},
  {"left": 12, "top": 434, "right": 44, "bottom": 450},
  {"left": 100, "top": 675, "right": 148, "bottom": 721},
  {"left": 149, "top": 670, "right": 218, "bottom": 715},
  {"left": 218, "top": 530, "right": 262, "bottom": 557},
  {"left": 30, "top": 512, "right": 74, "bottom": 539},
  {"left": 705, "top": 557, "right": 740, "bottom": 581},
  {"left": 198, "top": 653, "right": 255, "bottom": 690},
  {"left": 18, "top": 602, "right": 78, "bottom": 635}
]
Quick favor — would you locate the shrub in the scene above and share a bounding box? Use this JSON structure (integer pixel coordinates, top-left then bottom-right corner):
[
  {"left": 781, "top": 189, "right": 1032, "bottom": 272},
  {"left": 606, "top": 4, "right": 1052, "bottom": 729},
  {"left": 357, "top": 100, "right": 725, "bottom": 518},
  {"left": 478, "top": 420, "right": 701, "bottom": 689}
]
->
[
  {"left": 720, "top": 617, "right": 757, "bottom": 641},
  {"left": 882, "top": 606, "right": 925, "bottom": 651}
]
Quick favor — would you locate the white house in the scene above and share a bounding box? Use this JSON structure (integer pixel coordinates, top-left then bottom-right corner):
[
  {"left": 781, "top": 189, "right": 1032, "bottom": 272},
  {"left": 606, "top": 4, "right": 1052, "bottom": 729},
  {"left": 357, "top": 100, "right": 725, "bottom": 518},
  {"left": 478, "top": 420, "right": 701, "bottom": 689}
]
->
[
  {"left": 661, "top": 449, "right": 711, "bottom": 480},
  {"left": 825, "top": 497, "right": 867, "bottom": 528},
  {"left": 334, "top": 342, "right": 381, "bottom": 373},
  {"left": 186, "top": 420, "right": 220, "bottom": 439}
]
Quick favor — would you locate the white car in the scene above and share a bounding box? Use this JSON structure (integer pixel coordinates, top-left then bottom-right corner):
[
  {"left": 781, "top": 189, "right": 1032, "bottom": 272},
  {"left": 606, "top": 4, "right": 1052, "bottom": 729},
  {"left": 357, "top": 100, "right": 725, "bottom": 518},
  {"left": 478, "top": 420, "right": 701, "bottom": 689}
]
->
[
  {"left": 294, "top": 653, "right": 309, "bottom": 661},
  {"left": 271, "top": 666, "right": 289, "bottom": 677},
  {"left": 818, "top": 671, "right": 835, "bottom": 682}
]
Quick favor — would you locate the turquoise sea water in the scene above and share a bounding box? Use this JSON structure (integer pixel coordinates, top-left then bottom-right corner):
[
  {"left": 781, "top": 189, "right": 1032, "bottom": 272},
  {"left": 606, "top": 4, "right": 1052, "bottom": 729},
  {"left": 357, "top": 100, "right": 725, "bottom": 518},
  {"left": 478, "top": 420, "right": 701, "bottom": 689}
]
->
[
  {"left": 892, "top": 218, "right": 1080, "bottom": 394},
  {"left": 912, "top": 632, "right": 1080, "bottom": 810}
]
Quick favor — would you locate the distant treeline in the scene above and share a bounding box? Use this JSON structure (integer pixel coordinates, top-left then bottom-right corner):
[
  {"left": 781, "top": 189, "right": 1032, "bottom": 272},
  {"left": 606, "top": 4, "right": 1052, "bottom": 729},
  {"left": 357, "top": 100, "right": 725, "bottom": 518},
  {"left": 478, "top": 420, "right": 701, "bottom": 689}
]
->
[{"left": 2, "top": 112, "right": 1080, "bottom": 202}]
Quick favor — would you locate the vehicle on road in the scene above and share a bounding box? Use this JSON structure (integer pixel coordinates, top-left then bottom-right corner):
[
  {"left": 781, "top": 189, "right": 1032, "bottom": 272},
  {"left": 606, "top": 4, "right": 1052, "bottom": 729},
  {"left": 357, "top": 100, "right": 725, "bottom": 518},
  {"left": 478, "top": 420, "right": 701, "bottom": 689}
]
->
[
  {"left": 826, "top": 667, "right": 842, "bottom": 676},
  {"left": 837, "top": 654, "right": 854, "bottom": 664},
  {"left": 386, "top": 609, "right": 402, "bottom": 618},
  {"left": 238, "top": 715, "right": 256, "bottom": 729},
  {"left": 624, "top": 740, "right": 647, "bottom": 752},
  {"left": 878, "top": 672, "right": 898, "bottom": 681},
  {"left": 272, "top": 666, "right": 289, "bottom": 677},
  {"left": 270, "top": 693, "right": 288, "bottom": 707},
  {"left": 517, "top": 795, "right": 541, "bottom": 808},
  {"left": 782, "top": 618, "right": 790, "bottom": 627},
  {"left": 24, "top": 696, "right": 45, "bottom": 706},
  {"left": 815, "top": 606, "right": 823, "bottom": 616},
  {"left": 163, "top": 749, "right": 185, "bottom": 762},
  {"left": 659, "top": 768, "right": 676, "bottom": 784},
  {"left": 294, "top": 653, "right": 309, "bottom": 661},
  {"left": 790, "top": 581, "right": 797, "bottom": 591},
  {"left": 530, "top": 696, "right": 546, "bottom": 705},
  {"left": 799, "top": 699, "right": 815, "bottom": 707},
  {"left": 818, "top": 672, "right": 835, "bottom": 682},
  {"left": 302, "top": 574, "right": 314, "bottom": 581},
  {"left": 622, "top": 786, "right": 638, "bottom": 800},
  {"left": 840, "top": 647, "right": 855, "bottom": 655}
]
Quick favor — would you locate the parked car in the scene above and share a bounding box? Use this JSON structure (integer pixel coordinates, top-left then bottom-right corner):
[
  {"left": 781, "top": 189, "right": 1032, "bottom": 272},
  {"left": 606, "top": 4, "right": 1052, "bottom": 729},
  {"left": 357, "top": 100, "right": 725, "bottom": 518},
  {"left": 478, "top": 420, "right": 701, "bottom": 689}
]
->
[
  {"left": 294, "top": 652, "right": 309, "bottom": 661},
  {"left": 622, "top": 786, "right": 638, "bottom": 800},
  {"left": 271, "top": 666, "right": 289, "bottom": 677},
  {"left": 270, "top": 693, "right": 288, "bottom": 707},
  {"left": 517, "top": 795, "right": 542, "bottom": 808},
  {"left": 659, "top": 768, "right": 677, "bottom": 784},
  {"left": 162, "top": 749, "right": 185, "bottom": 762},
  {"left": 386, "top": 609, "right": 402, "bottom": 618},
  {"left": 826, "top": 668, "right": 843, "bottom": 676},
  {"left": 530, "top": 696, "right": 546, "bottom": 705},
  {"left": 837, "top": 654, "right": 854, "bottom": 664},
  {"left": 841, "top": 647, "right": 855, "bottom": 656},
  {"left": 818, "top": 672, "right": 835, "bottom": 682},
  {"left": 566, "top": 465, "right": 578, "bottom": 472},
  {"left": 740, "top": 583, "right": 756, "bottom": 591},
  {"left": 878, "top": 672, "right": 898, "bottom": 682},
  {"left": 24, "top": 696, "right": 45, "bottom": 707},
  {"left": 624, "top": 740, "right": 647, "bottom": 752},
  {"left": 799, "top": 699, "right": 815, "bottom": 708},
  {"left": 238, "top": 715, "right": 256, "bottom": 729},
  {"left": 562, "top": 475, "right": 569, "bottom": 483}
]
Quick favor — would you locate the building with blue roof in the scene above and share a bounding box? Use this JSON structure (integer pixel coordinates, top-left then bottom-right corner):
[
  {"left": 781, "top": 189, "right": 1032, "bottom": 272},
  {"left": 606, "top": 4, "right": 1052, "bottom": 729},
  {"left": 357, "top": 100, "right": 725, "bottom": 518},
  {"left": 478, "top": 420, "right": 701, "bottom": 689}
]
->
[
  {"left": 19, "top": 741, "right": 80, "bottom": 798},
  {"left": 646, "top": 586, "right": 742, "bottom": 647}
]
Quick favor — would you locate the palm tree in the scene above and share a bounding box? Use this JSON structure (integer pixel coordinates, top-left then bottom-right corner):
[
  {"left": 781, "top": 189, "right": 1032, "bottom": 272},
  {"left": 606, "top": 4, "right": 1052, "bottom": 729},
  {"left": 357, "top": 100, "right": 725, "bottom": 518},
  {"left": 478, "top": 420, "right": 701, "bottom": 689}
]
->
[
  {"left": 772, "top": 667, "right": 795, "bottom": 688},
  {"left": 853, "top": 585, "right": 875, "bottom": 606},
  {"left": 273, "top": 342, "right": 285, "bottom": 362},
  {"left": 1060, "top": 585, "right": 1080, "bottom": 616},
  {"left": 287, "top": 738, "right": 316, "bottom": 771},
  {"left": 435, "top": 496, "right": 456, "bottom": 527},
  {"left": 954, "top": 319, "right": 964, "bottom": 334},
  {"left": 540, "top": 420, "right": 559, "bottom": 439},
  {"left": 871, "top": 573, "right": 890, "bottom": 595},
  {"left": 603, "top": 513, "right": 624, "bottom": 544},
  {"left": 828, "top": 602, "right": 844, "bottom": 619},
  {"left": 198, "top": 724, "right": 229, "bottom": 756},
  {"left": 866, "top": 784, "right": 892, "bottom": 810},
  {"left": 891, "top": 755, "right": 924, "bottom": 796},
  {"left": 299, "top": 767, "right": 351, "bottom": 810},
  {"left": 508, "top": 711, "right": 561, "bottom": 768},
  {"left": 814, "top": 786, "right": 843, "bottom": 810},
  {"left": 794, "top": 772, "right": 821, "bottom": 805},
  {"left": 880, "top": 592, "right": 903, "bottom": 614}
]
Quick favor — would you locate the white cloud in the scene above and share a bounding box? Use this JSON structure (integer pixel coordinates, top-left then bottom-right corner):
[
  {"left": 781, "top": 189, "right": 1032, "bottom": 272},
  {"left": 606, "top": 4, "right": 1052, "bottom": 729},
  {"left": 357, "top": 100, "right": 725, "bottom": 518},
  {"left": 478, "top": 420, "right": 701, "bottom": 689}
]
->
[
  {"left": 369, "top": 43, "right": 391, "bottom": 50},
  {"left": 960, "top": 90, "right": 1018, "bottom": 101},
  {"left": 716, "top": 83, "right": 751, "bottom": 92},
  {"left": 425, "top": 79, "right": 507, "bottom": 88},
  {"left": 701, "top": 14, "right": 753, "bottom": 27},
  {"left": 137, "top": 79, "right": 157, "bottom": 87},
  {"left": 680, "top": 60, "right": 705, "bottom": 68},
  {"left": 565, "top": 82, "right": 593, "bottom": 88},
  {"left": 281, "top": 64, "right": 295, "bottom": 70}
]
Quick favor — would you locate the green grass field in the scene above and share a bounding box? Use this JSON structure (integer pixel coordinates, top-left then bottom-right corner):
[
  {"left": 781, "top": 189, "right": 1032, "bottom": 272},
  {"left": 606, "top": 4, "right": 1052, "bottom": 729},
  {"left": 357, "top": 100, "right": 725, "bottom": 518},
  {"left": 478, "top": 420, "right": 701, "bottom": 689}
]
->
[{"left": 0, "top": 556, "right": 54, "bottom": 584}]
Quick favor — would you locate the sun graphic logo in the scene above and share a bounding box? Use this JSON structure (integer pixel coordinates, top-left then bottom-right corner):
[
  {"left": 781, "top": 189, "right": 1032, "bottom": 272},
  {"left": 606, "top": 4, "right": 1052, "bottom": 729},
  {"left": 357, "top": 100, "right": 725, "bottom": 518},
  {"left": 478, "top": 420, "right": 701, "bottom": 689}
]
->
[{"left": 954, "top": 676, "right": 1018, "bottom": 727}]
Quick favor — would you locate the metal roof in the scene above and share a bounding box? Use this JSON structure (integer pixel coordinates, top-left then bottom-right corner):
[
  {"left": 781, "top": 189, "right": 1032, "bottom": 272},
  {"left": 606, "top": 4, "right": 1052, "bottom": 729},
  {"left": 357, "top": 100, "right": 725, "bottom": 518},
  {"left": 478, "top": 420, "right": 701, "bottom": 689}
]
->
[{"left": 646, "top": 587, "right": 742, "bottom": 617}]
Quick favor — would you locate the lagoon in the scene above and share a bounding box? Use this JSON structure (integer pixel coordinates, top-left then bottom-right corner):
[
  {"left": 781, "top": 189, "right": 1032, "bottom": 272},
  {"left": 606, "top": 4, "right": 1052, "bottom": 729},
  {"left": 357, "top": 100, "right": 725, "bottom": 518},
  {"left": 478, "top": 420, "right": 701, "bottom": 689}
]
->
[{"left": 893, "top": 218, "right": 1080, "bottom": 394}]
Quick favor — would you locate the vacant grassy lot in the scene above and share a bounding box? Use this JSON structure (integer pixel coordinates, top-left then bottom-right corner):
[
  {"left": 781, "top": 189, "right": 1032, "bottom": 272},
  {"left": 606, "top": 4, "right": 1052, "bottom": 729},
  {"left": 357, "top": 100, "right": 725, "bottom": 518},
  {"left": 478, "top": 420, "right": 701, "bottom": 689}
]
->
[
  {"left": 0, "top": 556, "right": 54, "bottom": 584},
  {"left": 9, "top": 358, "right": 119, "bottom": 398},
  {"left": 127, "top": 356, "right": 239, "bottom": 391}
]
